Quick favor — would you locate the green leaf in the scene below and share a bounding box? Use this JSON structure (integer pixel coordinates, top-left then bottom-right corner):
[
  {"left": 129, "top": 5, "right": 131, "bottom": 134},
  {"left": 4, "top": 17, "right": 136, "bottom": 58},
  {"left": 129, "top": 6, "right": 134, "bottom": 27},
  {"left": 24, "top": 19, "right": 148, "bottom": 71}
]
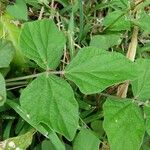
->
[
  {"left": 103, "top": 10, "right": 131, "bottom": 31},
  {"left": 1, "top": 14, "right": 26, "bottom": 66},
  {"left": 20, "top": 74, "right": 79, "bottom": 140},
  {"left": 0, "top": 73, "right": 6, "bottom": 106},
  {"left": 90, "top": 34, "right": 122, "bottom": 50},
  {"left": 0, "top": 129, "right": 34, "bottom": 150},
  {"left": 91, "top": 120, "right": 104, "bottom": 137},
  {"left": 20, "top": 19, "right": 66, "bottom": 70},
  {"left": 0, "top": 39, "right": 14, "bottom": 68},
  {"left": 144, "top": 105, "right": 150, "bottom": 136},
  {"left": 132, "top": 59, "right": 150, "bottom": 100},
  {"left": 41, "top": 140, "right": 56, "bottom": 150},
  {"left": 137, "top": 12, "right": 150, "bottom": 33},
  {"left": 65, "top": 47, "right": 136, "bottom": 94},
  {"left": 103, "top": 98, "right": 145, "bottom": 150},
  {"left": 6, "top": 0, "right": 28, "bottom": 21},
  {"left": 73, "top": 128, "right": 100, "bottom": 150},
  {"left": 6, "top": 99, "right": 65, "bottom": 150}
]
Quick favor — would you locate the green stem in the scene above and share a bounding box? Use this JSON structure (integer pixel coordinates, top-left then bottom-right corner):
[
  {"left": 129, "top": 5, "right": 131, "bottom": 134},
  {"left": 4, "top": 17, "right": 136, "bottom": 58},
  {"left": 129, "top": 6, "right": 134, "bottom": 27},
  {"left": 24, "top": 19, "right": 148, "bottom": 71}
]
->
[
  {"left": 6, "top": 81, "right": 28, "bottom": 86},
  {"left": 6, "top": 71, "right": 64, "bottom": 83}
]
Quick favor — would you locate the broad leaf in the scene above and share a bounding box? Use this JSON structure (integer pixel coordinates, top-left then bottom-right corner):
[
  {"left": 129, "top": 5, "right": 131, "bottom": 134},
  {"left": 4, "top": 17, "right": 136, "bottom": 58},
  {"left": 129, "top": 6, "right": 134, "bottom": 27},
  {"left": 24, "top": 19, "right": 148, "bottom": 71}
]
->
[
  {"left": 20, "top": 19, "right": 66, "bottom": 70},
  {"left": 73, "top": 128, "right": 100, "bottom": 150},
  {"left": 0, "top": 39, "right": 14, "bottom": 68},
  {"left": 65, "top": 47, "right": 136, "bottom": 94},
  {"left": 20, "top": 74, "right": 79, "bottom": 140},
  {"left": 103, "top": 10, "right": 131, "bottom": 31},
  {"left": 103, "top": 98, "right": 145, "bottom": 150},
  {"left": 90, "top": 34, "right": 122, "bottom": 50},
  {"left": 132, "top": 59, "right": 150, "bottom": 100},
  {"left": 144, "top": 106, "right": 150, "bottom": 135},
  {"left": 6, "top": 99, "right": 65, "bottom": 150},
  {"left": 0, "top": 73, "right": 6, "bottom": 106},
  {"left": 6, "top": 0, "right": 28, "bottom": 21},
  {"left": 0, "top": 129, "right": 34, "bottom": 149}
]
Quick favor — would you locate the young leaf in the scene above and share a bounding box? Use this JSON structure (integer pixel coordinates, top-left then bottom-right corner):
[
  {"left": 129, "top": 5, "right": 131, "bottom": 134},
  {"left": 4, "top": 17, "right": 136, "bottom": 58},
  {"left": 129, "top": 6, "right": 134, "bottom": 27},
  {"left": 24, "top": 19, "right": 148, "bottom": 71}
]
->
[
  {"left": 65, "top": 47, "right": 136, "bottom": 94},
  {"left": 103, "top": 98, "right": 145, "bottom": 150},
  {"left": 0, "top": 39, "right": 14, "bottom": 68},
  {"left": 20, "top": 19, "right": 66, "bottom": 70},
  {"left": 144, "top": 106, "right": 150, "bottom": 136},
  {"left": 20, "top": 74, "right": 79, "bottom": 140},
  {"left": 0, "top": 129, "right": 34, "bottom": 149},
  {"left": 103, "top": 10, "right": 131, "bottom": 31},
  {"left": 73, "top": 128, "right": 100, "bottom": 150},
  {"left": 132, "top": 59, "right": 150, "bottom": 100},
  {"left": 0, "top": 73, "right": 6, "bottom": 106},
  {"left": 90, "top": 34, "right": 122, "bottom": 50},
  {"left": 6, "top": 0, "right": 28, "bottom": 21}
]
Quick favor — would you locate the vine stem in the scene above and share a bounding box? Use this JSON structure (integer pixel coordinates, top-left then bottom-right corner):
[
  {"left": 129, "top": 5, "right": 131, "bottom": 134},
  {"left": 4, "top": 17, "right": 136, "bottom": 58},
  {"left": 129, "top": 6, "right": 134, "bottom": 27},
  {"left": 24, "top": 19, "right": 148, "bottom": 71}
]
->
[
  {"left": 117, "top": 0, "right": 142, "bottom": 98},
  {"left": 6, "top": 71, "right": 64, "bottom": 83}
]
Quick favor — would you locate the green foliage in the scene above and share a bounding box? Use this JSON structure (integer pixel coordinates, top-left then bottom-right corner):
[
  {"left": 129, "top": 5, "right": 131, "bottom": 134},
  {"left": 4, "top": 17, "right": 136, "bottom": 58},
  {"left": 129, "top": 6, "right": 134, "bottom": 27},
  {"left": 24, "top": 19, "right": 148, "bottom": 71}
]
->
[
  {"left": 73, "top": 128, "right": 100, "bottom": 150},
  {"left": 103, "top": 98, "right": 145, "bottom": 150},
  {"left": 20, "top": 74, "right": 79, "bottom": 140},
  {"left": 1, "top": 14, "right": 26, "bottom": 66},
  {"left": 102, "top": 10, "right": 131, "bottom": 31},
  {"left": 0, "top": 73, "right": 6, "bottom": 106},
  {"left": 6, "top": 0, "right": 28, "bottom": 21},
  {"left": 20, "top": 19, "right": 66, "bottom": 70},
  {"left": 132, "top": 59, "right": 150, "bottom": 100},
  {"left": 90, "top": 34, "right": 122, "bottom": 50},
  {"left": 0, "top": 39, "right": 14, "bottom": 68},
  {"left": 0, "top": 0, "right": 150, "bottom": 149},
  {"left": 144, "top": 106, "right": 150, "bottom": 136},
  {"left": 65, "top": 47, "right": 136, "bottom": 94},
  {"left": 110, "top": 0, "right": 130, "bottom": 10},
  {"left": 137, "top": 12, "right": 150, "bottom": 33}
]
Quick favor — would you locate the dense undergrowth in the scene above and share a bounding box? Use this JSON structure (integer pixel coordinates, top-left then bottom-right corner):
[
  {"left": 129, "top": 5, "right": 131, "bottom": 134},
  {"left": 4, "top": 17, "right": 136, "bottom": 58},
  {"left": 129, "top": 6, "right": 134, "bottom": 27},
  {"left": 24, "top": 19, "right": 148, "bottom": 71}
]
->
[{"left": 0, "top": 0, "right": 150, "bottom": 150}]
